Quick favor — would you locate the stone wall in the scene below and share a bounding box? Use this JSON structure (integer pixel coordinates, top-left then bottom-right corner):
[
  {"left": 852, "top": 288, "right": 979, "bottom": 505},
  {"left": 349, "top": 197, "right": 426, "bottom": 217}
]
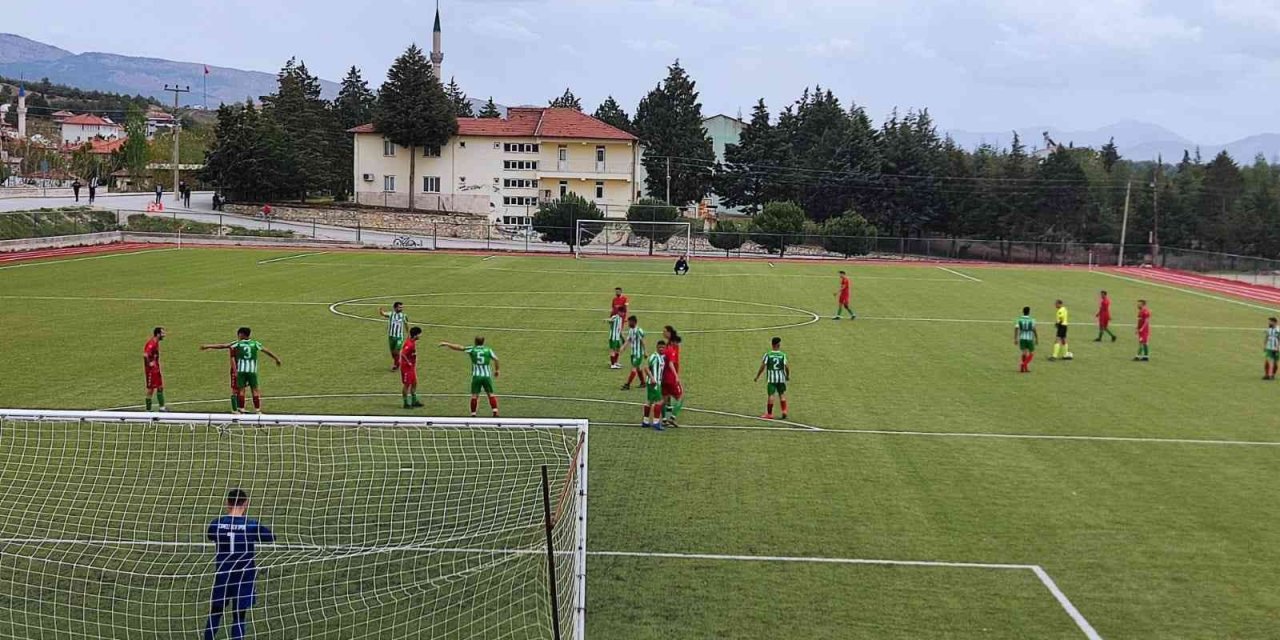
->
[{"left": 222, "top": 204, "right": 499, "bottom": 240}]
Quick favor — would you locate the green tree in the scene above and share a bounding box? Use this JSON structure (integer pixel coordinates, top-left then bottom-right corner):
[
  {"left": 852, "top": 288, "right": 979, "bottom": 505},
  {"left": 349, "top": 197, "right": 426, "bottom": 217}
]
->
[
  {"left": 634, "top": 60, "right": 716, "bottom": 206},
  {"left": 202, "top": 101, "right": 298, "bottom": 201},
  {"left": 1198, "top": 151, "right": 1244, "bottom": 250},
  {"left": 373, "top": 45, "right": 457, "bottom": 210},
  {"left": 334, "top": 66, "right": 376, "bottom": 130},
  {"left": 445, "top": 77, "right": 473, "bottom": 118},
  {"left": 1035, "top": 147, "right": 1090, "bottom": 244},
  {"left": 593, "top": 96, "right": 632, "bottom": 133},
  {"left": 707, "top": 219, "right": 746, "bottom": 256},
  {"left": 874, "top": 108, "right": 944, "bottom": 236},
  {"left": 261, "top": 58, "right": 347, "bottom": 198},
  {"left": 479, "top": 97, "right": 501, "bottom": 119},
  {"left": 1100, "top": 137, "right": 1121, "bottom": 174},
  {"left": 821, "top": 211, "right": 877, "bottom": 257},
  {"left": 532, "top": 192, "right": 604, "bottom": 249},
  {"left": 120, "top": 105, "right": 150, "bottom": 182},
  {"left": 720, "top": 99, "right": 790, "bottom": 214},
  {"left": 626, "top": 197, "right": 681, "bottom": 254},
  {"left": 549, "top": 88, "right": 582, "bottom": 111},
  {"left": 749, "top": 201, "right": 807, "bottom": 257}
]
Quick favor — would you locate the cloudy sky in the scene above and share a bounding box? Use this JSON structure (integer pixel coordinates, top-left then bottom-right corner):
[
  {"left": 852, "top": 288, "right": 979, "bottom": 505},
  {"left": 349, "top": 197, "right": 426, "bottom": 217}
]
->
[{"left": 10, "top": 0, "right": 1280, "bottom": 142}]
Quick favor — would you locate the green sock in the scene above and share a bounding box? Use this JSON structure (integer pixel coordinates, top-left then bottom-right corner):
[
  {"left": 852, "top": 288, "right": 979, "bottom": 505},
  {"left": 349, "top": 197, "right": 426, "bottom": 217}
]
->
[
  {"left": 156, "top": 391, "right": 165, "bottom": 408},
  {"left": 835, "top": 308, "right": 842, "bottom": 317},
  {"left": 412, "top": 393, "right": 420, "bottom": 405},
  {"left": 231, "top": 395, "right": 239, "bottom": 411},
  {"left": 146, "top": 397, "right": 152, "bottom": 411},
  {"left": 672, "top": 399, "right": 684, "bottom": 417},
  {"left": 403, "top": 394, "right": 410, "bottom": 408}
]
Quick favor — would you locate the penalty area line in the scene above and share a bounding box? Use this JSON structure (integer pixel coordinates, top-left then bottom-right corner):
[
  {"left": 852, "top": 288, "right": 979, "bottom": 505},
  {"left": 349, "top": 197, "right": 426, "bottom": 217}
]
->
[
  {"left": 936, "top": 266, "right": 983, "bottom": 282},
  {"left": 257, "top": 251, "right": 329, "bottom": 265}
]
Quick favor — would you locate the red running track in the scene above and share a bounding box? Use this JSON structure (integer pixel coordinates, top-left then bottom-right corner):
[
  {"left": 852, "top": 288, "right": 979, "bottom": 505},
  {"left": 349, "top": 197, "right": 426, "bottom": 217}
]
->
[
  {"left": 1107, "top": 267, "right": 1280, "bottom": 306},
  {"left": 0, "top": 243, "right": 159, "bottom": 265}
]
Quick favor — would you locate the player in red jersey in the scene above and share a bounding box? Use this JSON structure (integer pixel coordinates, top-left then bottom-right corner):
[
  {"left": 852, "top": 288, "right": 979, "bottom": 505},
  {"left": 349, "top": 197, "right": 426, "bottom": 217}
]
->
[
  {"left": 611, "top": 287, "right": 629, "bottom": 322},
  {"left": 143, "top": 327, "right": 167, "bottom": 412},
  {"left": 660, "top": 325, "right": 684, "bottom": 427},
  {"left": 1134, "top": 299, "right": 1151, "bottom": 361},
  {"left": 1094, "top": 290, "right": 1116, "bottom": 342},
  {"left": 833, "top": 271, "right": 855, "bottom": 320},
  {"left": 401, "top": 327, "right": 423, "bottom": 409}
]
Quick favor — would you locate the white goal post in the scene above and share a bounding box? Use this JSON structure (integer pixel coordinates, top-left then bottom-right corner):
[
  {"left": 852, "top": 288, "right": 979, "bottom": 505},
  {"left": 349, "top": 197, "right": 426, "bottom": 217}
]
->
[
  {"left": 574, "top": 219, "right": 692, "bottom": 258},
  {"left": 0, "top": 409, "right": 588, "bottom": 640}
]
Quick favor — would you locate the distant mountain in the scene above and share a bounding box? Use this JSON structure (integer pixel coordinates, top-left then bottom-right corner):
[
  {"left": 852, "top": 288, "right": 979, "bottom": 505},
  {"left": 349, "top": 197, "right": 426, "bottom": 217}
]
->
[
  {"left": 0, "top": 33, "right": 337, "bottom": 107},
  {"left": 945, "top": 119, "right": 1280, "bottom": 164}
]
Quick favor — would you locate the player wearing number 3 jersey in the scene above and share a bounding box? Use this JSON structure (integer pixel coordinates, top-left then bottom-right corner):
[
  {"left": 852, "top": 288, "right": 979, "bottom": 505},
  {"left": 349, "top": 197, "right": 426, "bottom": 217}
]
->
[
  {"left": 201, "top": 327, "right": 282, "bottom": 414},
  {"left": 440, "top": 337, "right": 500, "bottom": 417}
]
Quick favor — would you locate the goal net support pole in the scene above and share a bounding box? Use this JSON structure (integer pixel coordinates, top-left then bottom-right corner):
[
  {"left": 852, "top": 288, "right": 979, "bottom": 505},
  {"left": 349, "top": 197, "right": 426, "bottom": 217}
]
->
[{"left": 0, "top": 409, "right": 589, "bottom": 640}]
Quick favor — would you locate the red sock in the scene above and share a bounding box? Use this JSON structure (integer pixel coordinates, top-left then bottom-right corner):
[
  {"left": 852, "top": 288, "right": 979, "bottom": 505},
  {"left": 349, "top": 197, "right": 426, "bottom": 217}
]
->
[
  {"left": 643, "top": 406, "right": 650, "bottom": 419},
  {"left": 470, "top": 397, "right": 478, "bottom": 414},
  {"left": 489, "top": 396, "right": 498, "bottom": 411},
  {"left": 780, "top": 400, "right": 788, "bottom": 414},
  {"left": 654, "top": 403, "right": 663, "bottom": 418},
  {"left": 626, "top": 370, "right": 636, "bottom": 385},
  {"left": 766, "top": 401, "right": 774, "bottom": 415},
  {"left": 610, "top": 353, "right": 617, "bottom": 365},
  {"left": 252, "top": 395, "right": 261, "bottom": 409},
  {"left": 237, "top": 391, "right": 246, "bottom": 407}
]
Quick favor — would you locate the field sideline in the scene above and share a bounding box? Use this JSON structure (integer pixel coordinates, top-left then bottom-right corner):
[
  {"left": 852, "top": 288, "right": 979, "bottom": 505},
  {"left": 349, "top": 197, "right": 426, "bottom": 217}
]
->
[{"left": 1, "top": 246, "right": 1279, "bottom": 639}]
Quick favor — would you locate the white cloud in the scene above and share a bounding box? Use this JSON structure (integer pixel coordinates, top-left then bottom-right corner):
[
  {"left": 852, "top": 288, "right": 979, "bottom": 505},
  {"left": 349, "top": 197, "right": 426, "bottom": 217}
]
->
[
  {"left": 1214, "top": 0, "right": 1280, "bottom": 30},
  {"left": 624, "top": 39, "right": 678, "bottom": 53},
  {"left": 794, "top": 37, "right": 859, "bottom": 58}
]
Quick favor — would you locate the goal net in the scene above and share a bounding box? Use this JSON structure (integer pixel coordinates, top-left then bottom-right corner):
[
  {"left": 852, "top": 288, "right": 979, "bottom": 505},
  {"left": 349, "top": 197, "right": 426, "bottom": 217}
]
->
[
  {"left": 0, "top": 410, "right": 588, "bottom": 640},
  {"left": 574, "top": 219, "right": 691, "bottom": 258}
]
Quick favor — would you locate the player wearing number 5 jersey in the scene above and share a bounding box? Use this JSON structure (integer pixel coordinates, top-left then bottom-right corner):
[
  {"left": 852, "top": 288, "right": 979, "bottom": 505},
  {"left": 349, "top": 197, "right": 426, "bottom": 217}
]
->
[
  {"left": 201, "top": 327, "right": 282, "bottom": 414},
  {"left": 204, "top": 489, "right": 274, "bottom": 640},
  {"left": 440, "top": 337, "right": 500, "bottom": 417},
  {"left": 143, "top": 327, "right": 167, "bottom": 412},
  {"left": 754, "top": 337, "right": 790, "bottom": 419},
  {"left": 380, "top": 302, "right": 408, "bottom": 371}
]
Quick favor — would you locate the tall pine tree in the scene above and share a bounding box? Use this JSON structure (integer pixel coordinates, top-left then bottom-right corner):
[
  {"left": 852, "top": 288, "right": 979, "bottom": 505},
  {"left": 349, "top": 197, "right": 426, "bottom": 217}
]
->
[
  {"left": 479, "top": 97, "right": 501, "bottom": 118},
  {"left": 593, "top": 96, "right": 632, "bottom": 133},
  {"left": 334, "top": 66, "right": 375, "bottom": 130},
  {"left": 549, "top": 88, "right": 582, "bottom": 111},
  {"left": 373, "top": 45, "right": 457, "bottom": 210},
  {"left": 634, "top": 60, "right": 715, "bottom": 206},
  {"left": 445, "top": 77, "right": 473, "bottom": 117}
]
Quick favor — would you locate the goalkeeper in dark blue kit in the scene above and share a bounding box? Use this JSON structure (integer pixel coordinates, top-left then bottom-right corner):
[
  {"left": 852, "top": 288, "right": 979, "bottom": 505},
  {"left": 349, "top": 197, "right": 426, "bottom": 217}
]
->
[{"left": 204, "top": 489, "right": 275, "bottom": 640}]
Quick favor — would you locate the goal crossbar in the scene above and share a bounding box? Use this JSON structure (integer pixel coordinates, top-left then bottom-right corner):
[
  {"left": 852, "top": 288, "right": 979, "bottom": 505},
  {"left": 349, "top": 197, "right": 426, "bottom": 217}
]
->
[{"left": 0, "top": 409, "right": 589, "bottom": 640}]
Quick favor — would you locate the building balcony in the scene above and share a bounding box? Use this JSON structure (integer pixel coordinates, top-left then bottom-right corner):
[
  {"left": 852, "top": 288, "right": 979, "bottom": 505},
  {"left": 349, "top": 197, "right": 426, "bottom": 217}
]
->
[{"left": 538, "top": 161, "right": 634, "bottom": 181}]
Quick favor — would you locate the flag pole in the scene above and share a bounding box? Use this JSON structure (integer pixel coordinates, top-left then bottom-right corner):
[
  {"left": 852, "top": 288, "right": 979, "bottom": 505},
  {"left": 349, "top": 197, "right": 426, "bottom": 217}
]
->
[{"left": 203, "top": 66, "right": 208, "bottom": 109}]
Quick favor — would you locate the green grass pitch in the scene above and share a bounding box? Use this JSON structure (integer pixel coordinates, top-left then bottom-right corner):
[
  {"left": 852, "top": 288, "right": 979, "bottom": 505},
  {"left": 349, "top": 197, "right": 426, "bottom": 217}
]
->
[{"left": 1, "top": 247, "right": 1279, "bottom": 638}]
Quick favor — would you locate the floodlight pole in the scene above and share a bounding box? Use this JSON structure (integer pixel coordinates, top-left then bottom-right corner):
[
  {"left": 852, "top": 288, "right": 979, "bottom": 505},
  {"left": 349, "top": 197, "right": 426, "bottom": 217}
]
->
[
  {"left": 163, "top": 84, "right": 190, "bottom": 203},
  {"left": 1117, "top": 180, "right": 1131, "bottom": 267}
]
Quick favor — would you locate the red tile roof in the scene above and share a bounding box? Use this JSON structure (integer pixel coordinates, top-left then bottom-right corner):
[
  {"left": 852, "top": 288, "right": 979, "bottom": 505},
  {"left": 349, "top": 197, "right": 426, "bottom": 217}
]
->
[
  {"left": 61, "top": 114, "right": 121, "bottom": 127},
  {"left": 64, "top": 137, "right": 127, "bottom": 154},
  {"left": 348, "top": 107, "right": 636, "bottom": 141}
]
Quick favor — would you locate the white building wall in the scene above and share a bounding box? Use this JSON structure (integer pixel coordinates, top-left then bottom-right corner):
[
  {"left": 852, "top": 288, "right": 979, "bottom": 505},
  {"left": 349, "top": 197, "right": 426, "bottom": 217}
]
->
[{"left": 61, "top": 122, "right": 123, "bottom": 144}]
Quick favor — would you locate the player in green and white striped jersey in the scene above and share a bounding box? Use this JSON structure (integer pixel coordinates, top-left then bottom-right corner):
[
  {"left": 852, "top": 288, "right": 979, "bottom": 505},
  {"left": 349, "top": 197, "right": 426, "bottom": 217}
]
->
[
  {"left": 1264, "top": 317, "right": 1279, "bottom": 380},
  {"left": 1014, "top": 307, "right": 1039, "bottom": 373},
  {"left": 379, "top": 302, "right": 409, "bottom": 371},
  {"left": 606, "top": 312, "right": 624, "bottom": 369},
  {"left": 440, "top": 336, "right": 501, "bottom": 417},
  {"left": 201, "top": 327, "right": 282, "bottom": 413},
  {"left": 620, "top": 315, "right": 647, "bottom": 391},
  {"left": 753, "top": 337, "right": 790, "bottom": 419},
  {"left": 643, "top": 341, "right": 667, "bottom": 430}
]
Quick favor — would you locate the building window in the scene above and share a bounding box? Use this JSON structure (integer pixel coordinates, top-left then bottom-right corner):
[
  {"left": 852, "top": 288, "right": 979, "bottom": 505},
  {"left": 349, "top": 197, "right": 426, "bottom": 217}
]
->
[
  {"left": 503, "top": 160, "right": 539, "bottom": 171},
  {"left": 559, "top": 181, "right": 568, "bottom": 197},
  {"left": 383, "top": 139, "right": 396, "bottom": 156},
  {"left": 596, "top": 146, "right": 606, "bottom": 162},
  {"left": 595, "top": 181, "right": 605, "bottom": 200},
  {"left": 383, "top": 175, "right": 396, "bottom": 192},
  {"left": 423, "top": 176, "right": 441, "bottom": 193},
  {"left": 502, "top": 215, "right": 532, "bottom": 226},
  {"left": 503, "top": 143, "right": 539, "bottom": 153},
  {"left": 558, "top": 146, "right": 568, "bottom": 162},
  {"left": 423, "top": 145, "right": 441, "bottom": 158},
  {"left": 503, "top": 178, "right": 537, "bottom": 189},
  {"left": 502, "top": 196, "right": 538, "bottom": 206}
]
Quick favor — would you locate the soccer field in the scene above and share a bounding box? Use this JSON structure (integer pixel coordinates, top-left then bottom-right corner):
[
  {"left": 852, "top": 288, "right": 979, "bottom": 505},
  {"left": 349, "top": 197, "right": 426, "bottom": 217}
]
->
[{"left": 1, "top": 246, "right": 1278, "bottom": 639}]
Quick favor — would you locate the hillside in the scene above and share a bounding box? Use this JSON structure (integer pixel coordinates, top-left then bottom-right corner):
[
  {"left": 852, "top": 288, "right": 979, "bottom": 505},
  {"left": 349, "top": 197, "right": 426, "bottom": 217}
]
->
[{"left": 0, "top": 33, "right": 338, "bottom": 108}]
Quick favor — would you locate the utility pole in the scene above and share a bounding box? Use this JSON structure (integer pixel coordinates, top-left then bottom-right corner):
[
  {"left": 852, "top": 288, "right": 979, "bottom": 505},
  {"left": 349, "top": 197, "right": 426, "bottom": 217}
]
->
[
  {"left": 1150, "top": 166, "right": 1160, "bottom": 265},
  {"left": 163, "top": 84, "right": 190, "bottom": 203},
  {"left": 665, "top": 156, "right": 671, "bottom": 205},
  {"left": 1117, "top": 180, "right": 1131, "bottom": 267}
]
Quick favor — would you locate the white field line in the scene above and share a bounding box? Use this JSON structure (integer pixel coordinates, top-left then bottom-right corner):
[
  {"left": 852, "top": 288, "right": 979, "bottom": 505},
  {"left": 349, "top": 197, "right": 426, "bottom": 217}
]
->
[
  {"left": 0, "top": 248, "right": 178, "bottom": 270},
  {"left": 100, "top": 392, "right": 1280, "bottom": 445},
  {"left": 481, "top": 255, "right": 497, "bottom": 261},
  {"left": 285, "top": 260, "right": 967, "bottom": 281},
  {"left": 1032, "top": 566, "right": 1104, "bottom": 640},
  {"left": 1095, "top": 270, "right": 1280, "bottom": 313},
  {"left": 0, "top": 294, "right": 1252, "bottom": 332},
  {"left": 0, "top": 537, "right": 1101, "bottom": 638},
  {"left": 256, "top": 251, "right": 328, "bottom": 265},
  {"left": 936, "top": 266, "right": 983, "bottom": 282}
]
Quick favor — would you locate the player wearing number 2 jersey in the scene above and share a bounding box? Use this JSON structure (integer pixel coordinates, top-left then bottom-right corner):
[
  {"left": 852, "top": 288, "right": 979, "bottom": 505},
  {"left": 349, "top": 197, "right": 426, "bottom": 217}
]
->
[
  {"left": 440, "top": 337, "right": 500, "bottom": 417},
  {"left": 754, "top": 337, "right": 790, "bottom": 419},
  {"left": 201, "top": 327, "right": 282, "bottom": 414},
  {"left": 204, "top": 489, "right": 274, "bottom": 640}
]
